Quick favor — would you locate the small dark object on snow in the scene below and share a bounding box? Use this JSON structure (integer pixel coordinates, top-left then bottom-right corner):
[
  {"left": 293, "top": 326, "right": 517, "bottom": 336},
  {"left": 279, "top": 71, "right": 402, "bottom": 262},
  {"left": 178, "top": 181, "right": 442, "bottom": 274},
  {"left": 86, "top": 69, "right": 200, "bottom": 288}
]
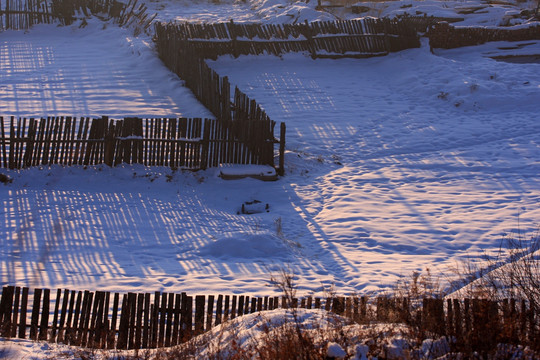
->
[
  {"left": 0, "top": 173, "right": 12, "bottom": 184},
  {"left": 239, "top": 200, "right": 270, "bottom": 214}
]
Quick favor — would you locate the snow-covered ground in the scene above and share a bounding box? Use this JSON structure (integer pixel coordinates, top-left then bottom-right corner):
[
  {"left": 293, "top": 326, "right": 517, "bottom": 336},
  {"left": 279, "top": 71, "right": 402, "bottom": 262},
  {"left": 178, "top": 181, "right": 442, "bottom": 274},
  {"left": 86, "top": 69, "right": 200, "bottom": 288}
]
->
[
  {"left": 1, "top": 0, "right": 539, "bottom": 310},
  {"left": 1, "top": 0, "right": 540, "bottom": 358},
  {"left": 0, "top": 309, "right": 419, "bottom": 359}
]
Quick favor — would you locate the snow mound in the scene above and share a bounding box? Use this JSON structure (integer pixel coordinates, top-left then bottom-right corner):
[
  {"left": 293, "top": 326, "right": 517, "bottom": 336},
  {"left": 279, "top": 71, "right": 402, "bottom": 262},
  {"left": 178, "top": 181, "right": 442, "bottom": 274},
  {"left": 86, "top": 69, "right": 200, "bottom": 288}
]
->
[{"left": 197, "top": 231, "right": 291, "bottom": 259}]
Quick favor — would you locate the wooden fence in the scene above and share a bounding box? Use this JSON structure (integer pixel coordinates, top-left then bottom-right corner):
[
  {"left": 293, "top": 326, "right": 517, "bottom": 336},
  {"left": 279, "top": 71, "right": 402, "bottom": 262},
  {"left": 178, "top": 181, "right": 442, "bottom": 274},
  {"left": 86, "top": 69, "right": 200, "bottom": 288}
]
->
[
  {"left": 428, "top": 22, "right": 540, "bottom": 49},
  {"left": 0, "top": 116, "right": 277, "bottom": 170},
  {"left": 154, "top": 23, "right": 284, "bottom": 172},
  {"left": 1, "top": 286, "right": 538, "bottom": 351},
  {"left": 158, "top": 18, "right": 420, "bottom": 60},
  {"left": 0, "top": 0, "right": 154, "bottom": 31},
  {"left": 153, "top": 18, "right": 419, "bottom": 174}
]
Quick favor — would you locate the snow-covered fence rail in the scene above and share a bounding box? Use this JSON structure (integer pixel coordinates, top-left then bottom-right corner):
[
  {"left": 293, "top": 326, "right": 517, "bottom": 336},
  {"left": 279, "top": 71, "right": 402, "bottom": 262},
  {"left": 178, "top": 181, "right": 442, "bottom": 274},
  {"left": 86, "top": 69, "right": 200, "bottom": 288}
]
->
[
  {"left": 0, "top": 0, "right": 154, "bottom": 32},
  {"left": 1, "top": 286, "right": 539, "bottom": 350},
  {"left": 163, "top": 18, "right": 420, "bottom": 59},
  {"left": 428, "top": 22, "right": 540, "bottom": 49},
  {"left": 0, "top": 116, "right": 277, "bottom": 170}
]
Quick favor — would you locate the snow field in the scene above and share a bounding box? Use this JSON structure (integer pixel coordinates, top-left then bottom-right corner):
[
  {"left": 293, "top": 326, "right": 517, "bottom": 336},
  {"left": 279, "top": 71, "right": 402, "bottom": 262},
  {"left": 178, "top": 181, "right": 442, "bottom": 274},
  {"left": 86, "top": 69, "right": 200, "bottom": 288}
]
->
[{"left": 1, "top": 2, "right": 539, "bottom": 298}]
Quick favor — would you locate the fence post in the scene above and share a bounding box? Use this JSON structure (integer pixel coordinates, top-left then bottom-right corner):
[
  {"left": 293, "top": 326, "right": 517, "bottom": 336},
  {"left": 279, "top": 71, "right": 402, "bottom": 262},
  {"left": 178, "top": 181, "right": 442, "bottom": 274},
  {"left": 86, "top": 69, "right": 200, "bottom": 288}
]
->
[
  {"left": 201, "top": 120, "right": 210, "bottom": 170},
  {"left": 0, "top": 117, "right": 6, "bottom": 168},
  {"left": 229, "top": 20, "right": 238, "bottom": 58},
  {"left": 278, "top": 122, "right": 286, "bottom": 176},
  {"left": 9, "top": 117, "right": 16, "bottom": 169},
  {"left": 0, "top": 286, "right": 15, "bottom": 335},
  {"left": 29, "top": 288, "right": 43, "bottom": 340},
  {"left": 382, "top": 19, "right": 392, "bottom": 53},
  {"left": 104, "top": 117, "right": 115, "bottom": 166}
]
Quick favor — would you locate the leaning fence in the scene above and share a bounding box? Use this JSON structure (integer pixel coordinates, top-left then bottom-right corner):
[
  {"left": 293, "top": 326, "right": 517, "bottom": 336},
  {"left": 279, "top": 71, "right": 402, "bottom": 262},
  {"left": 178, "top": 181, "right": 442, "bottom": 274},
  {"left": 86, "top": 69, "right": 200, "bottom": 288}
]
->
[
  {"left": 0, "top": 116, "right": 278, "bottom": 170},
  {"left": 0, "top": 286, "right": 538, "bottom": 351}
]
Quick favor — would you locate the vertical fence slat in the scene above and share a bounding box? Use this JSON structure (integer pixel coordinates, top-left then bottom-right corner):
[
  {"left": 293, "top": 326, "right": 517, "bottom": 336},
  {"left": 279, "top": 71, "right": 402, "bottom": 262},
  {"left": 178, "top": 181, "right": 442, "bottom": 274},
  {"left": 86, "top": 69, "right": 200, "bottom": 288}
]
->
[
  {"left": 66, "top": 290, "right": 80, "bottom": 345},
  {"left": 150, "top": 291, "right": 160, "bottom": 348},
  {"left": 37, "top": 288, "right": 50, "bottom": 341},
  {"left": 171, "top": 293, "right": 181, "bottom": 346},
  {"left": 135, "top": 293, "right": 144, "bottom": 350},
  {"left": 158, "top": 292, "right": 167, "bottom": 347},
  {"left": 194, "top": 295, "right": 205, "bottom": 335},
  {"left": 117, "top": 293, "right": 129, "bottom": 349},
  {"left": 142, "top": 292, "right": 150, "bottom": 349},
  {"left": 165, "top": 293, "right": 174, "bottom": 347},
  {"left": 108, "top": 292, "right": 120, "bottom": 349},
  {"left": 29, "top": 288, "right": 41, "bottom": 340},
  {"left": 50, "top": 289, "right": 61, "bottom": 342},
  {"left": 127, "top": 292, "right": 137, "bottom": 349}
]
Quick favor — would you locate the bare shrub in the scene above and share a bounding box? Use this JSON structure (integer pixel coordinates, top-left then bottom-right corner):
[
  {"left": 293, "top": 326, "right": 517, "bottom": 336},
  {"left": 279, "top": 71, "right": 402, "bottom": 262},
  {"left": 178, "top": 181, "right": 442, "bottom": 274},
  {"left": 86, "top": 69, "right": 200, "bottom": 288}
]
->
[
  {"left": 448, "top": 226, "right": 540, "bottom": 352},
  {"left": 451, "top": 226, "right": 540, "bottom": 310}
]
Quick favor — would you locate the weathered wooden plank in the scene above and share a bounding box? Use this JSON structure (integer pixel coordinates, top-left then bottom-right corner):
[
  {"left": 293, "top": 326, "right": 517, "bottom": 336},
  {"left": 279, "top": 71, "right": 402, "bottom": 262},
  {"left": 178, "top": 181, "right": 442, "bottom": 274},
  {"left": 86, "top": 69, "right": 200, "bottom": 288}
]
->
[
  {"left": 142, "top": 292, "right": 150, "bottom": 348},
  {"left": 223, "top": 295, "right": 230, "bottom": 322},
  {"left": 158, "top": 292, "right": 167, "bottom": 347},
  {"left": 29, "top": 288, "right": 42, "bottom": 340},
  {"left": 32, "top": 118, "right": 44, "bottom": 166},
  {"left": 38, "top": 288, "right": 50, "bottom": 341},
  {"left": 205, "top": 295, "right": 214, "bottom": 331},
  {"left": 50, "top": 289, "right": 62, "bottom": 341},
  {"left": 95, "top": 291, "right": 107, "bottom": 348},
  {"left": 101, "top": 291, "right": 111, "bottom": 349},
  {"left": 251, "top": 297, "right": 257, "bottom": 313},
  {"left": 8, "top": 117, "right": 16, "bottom": 169},
  {"left": 80, "top": 291, "right": 94, "bottom": 347},
  {"left": 73, "top": 290, "right": 88, "bottom": 346},
  {"left": 108, "top": 292, "right": 120, "bottom": 349},
  {"left": 135, "top": 293, "right": 144, "bottom": 350},
  {"left": 237, "top": 295, "right": 244, "bottom": 317},
  {"left": 1, "top": 286, "right": 15, "bottom": 336},
  {"left": 194, "top": 295, "right": 205, "bottom": 335},
  {"left": 16, "top": 118, "right": 25, "bottom": 168},
  {"left": 65, "top": 290, "right": 79, "bottom": 345},
  {"left": 50, "top": 117, "right": 61, "bottom": 164},
  {"left": 117, "top": 294, "right": 130, "bottom": 349},
  {"left": 215, "top": 294, "right": 223, "bottom": 327},
  {"left": 171, "top": 293, "right": 181, "bottom": 346},
  {"left": 127, "top": 292, "right": 137, "bottom": 349},
  {"left": 16, "top": 287, "right": 29, "bottom": 339},
  {"left": 150, "top": 291, "right": 160, "bottom": 348},
  {"left": 182, "top": 294, "right": 193, "bottom": 341},
  {"left": 0, "top": 117, "right": 7, "bottom": 168},
  {"left": 164, "top": 293, "right": 174, "bottom": 347},
  {"left": 22, "top": 118, "right": 35, "bottom": 167},
  {"left": 87, "top": 290, "right": 101, "bottom": 347}
]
